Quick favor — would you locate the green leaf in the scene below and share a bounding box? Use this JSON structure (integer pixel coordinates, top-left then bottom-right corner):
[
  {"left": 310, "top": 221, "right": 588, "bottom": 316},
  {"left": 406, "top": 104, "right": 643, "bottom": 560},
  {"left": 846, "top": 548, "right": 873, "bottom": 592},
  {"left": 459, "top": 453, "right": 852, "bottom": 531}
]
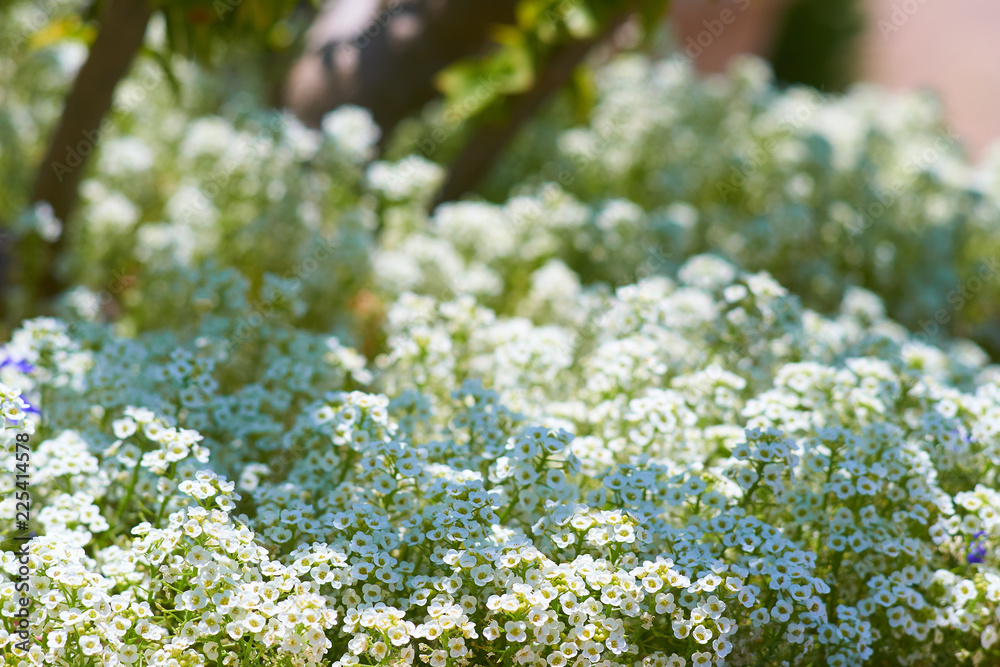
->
[
  {"left": 436, "top": 61, "right": 486, "bottom": 99},
  {"left": 516, "top": 0, "right": 545, "bottom": 30},
  {"left": 140, "top": 46, "right": 183, "bottom": 100},
  {"left": 563, "top": 2, "right": 599, "bottom": 40},
  {"left": 485, "top": 40, "right": 535, "bottom": 95},
  {"left": 27, "top": 16, "right": 94, "bottom": 50},
  {"left": 568, "top": 64, "right": 596, "bottom": 124},
  {"left": 637, "top": 0, "right": 673, "bottom": 41}
]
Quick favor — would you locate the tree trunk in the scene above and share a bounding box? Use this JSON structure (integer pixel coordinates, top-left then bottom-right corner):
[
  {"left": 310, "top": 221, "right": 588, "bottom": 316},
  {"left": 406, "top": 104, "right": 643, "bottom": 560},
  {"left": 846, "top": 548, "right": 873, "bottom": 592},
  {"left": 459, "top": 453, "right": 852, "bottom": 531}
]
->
[
  {"left": 29, "top": 0, "right": 152, "bottom": 299},
  {"left": 435, "top": 12, "right": 632, "bottom": 204},
  {"left": 284, "top": 0, "right": 519, "bottom": 136}
]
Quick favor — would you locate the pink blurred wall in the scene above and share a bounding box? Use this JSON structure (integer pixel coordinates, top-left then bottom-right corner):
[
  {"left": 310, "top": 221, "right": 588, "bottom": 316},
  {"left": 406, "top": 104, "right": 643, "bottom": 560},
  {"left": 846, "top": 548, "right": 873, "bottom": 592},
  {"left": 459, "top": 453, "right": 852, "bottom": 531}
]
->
[
  {"left": 670, "top": 0, "right": 1000, "bottom": 160},
  {"left": 862, "top": 0, "right": 1000, "bottom": 160}
]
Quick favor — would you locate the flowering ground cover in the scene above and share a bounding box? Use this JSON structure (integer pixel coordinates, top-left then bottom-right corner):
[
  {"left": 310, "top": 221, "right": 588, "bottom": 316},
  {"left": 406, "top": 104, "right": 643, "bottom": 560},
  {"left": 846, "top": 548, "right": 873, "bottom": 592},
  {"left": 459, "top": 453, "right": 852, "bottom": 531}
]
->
[{"left": 3, "top": 3, "right": 1000, "bottom": 666}]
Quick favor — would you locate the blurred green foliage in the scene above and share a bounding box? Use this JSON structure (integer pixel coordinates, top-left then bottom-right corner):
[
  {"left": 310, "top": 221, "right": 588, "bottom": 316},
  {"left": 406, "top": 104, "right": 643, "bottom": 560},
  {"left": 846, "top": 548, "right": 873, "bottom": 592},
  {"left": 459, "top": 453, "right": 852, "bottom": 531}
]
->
[{"left": 770, "top": 0, "right": 864, "bottom": 92}]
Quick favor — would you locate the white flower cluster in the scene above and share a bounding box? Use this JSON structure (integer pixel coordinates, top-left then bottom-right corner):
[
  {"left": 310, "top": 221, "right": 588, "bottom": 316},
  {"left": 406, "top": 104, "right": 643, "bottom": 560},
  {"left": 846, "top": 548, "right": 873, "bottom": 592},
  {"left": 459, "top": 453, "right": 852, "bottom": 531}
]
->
[
  {"left": 0, "top": 507, "right": 337, "bottom": 666},
  {"left": 3, "top": 252, "right": 1000, "bottom": 665},
  {"left": 425, "top": 55, "right": 1000, "bottom": 355},
  {"left": 3, "top": 1, "right": 1000, "bottom": 664},
  {"left": 7, "top": 0, "right": 1000, "bottom": 358}
]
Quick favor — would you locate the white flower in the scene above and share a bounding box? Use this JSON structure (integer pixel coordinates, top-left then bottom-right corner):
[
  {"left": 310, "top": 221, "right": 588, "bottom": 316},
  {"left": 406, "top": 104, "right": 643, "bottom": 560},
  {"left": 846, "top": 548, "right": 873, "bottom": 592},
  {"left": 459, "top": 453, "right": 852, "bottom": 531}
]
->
[{"left": 322, "top": 105, "right": 381, "bottom": 161}]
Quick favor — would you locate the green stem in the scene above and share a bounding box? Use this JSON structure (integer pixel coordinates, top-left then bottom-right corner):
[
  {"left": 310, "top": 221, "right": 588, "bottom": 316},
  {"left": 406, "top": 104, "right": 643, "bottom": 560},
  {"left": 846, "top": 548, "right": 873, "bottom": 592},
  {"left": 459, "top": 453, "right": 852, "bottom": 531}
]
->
[
  {"left": 153, "top": 492, "right": 171, "bottom": 527},
  {"left": 113, "top": 460, "right": 144, "bottom": 530},
  {"left": 497, "top": 485, "right": 519, "bottom": 524},
  {"left": 337, "top": 447, "right": 356, "bottom": 485},
  {"left": 739, "top": 464, "right": 763, "bottom": 511}
]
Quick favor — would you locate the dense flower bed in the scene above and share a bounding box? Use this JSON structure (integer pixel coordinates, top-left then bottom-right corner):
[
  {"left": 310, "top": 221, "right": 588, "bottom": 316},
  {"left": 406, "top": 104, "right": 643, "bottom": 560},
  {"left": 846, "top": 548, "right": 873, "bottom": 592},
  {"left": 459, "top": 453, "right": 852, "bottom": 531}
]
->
[
  {"left": 481, "top": 55, "right": 1000, "bottom": 353},
  {"left": 4, "top": 10, "right": 1000, "bottom": 350},
  {"left": 3, "top": 2, "right": 1000, "bottom": 665},
  {"left": 3, "top": 252, "right": 1000, "bottom": 665}
]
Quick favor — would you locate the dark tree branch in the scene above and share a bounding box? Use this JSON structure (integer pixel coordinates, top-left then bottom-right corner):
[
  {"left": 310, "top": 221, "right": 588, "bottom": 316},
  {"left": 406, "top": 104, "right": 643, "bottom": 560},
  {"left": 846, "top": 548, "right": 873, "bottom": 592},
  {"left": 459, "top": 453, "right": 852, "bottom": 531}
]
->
[
  {"left": 284, "top": 0, "right": 519, "bottom": 135},
  {"left": 434, "top": 12, "right": 632, "bottom": 205},
  {"left": 29, "top": 0, "right": 152, "bottom": 299}
]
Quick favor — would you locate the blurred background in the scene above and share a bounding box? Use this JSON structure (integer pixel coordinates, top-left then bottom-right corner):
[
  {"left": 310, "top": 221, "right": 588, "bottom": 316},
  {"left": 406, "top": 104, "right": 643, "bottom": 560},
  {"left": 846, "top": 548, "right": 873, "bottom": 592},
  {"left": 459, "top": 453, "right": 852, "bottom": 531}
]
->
[
  {"left": 671, "top": 0, "right": 1000, "bottom": 159},
  {"left": 281, "top": 0, "right": 1000, "bottom": 159},
  {"left": 3, "top": 0, "right": 1000, "bottom": 358}
]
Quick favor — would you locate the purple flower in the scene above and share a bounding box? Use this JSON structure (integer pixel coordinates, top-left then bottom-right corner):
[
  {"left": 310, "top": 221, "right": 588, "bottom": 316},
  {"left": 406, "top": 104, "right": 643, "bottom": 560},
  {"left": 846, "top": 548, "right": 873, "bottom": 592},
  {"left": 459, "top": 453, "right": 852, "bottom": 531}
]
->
[
  {"left": 0, "top": 350, "right": 40, "bottom": 420},
  {"left": 968, "top": 531, "right": 988, "bottom": 565},
  {"left": 0, "top": 352, "right": 35, "bottom": 375}
]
